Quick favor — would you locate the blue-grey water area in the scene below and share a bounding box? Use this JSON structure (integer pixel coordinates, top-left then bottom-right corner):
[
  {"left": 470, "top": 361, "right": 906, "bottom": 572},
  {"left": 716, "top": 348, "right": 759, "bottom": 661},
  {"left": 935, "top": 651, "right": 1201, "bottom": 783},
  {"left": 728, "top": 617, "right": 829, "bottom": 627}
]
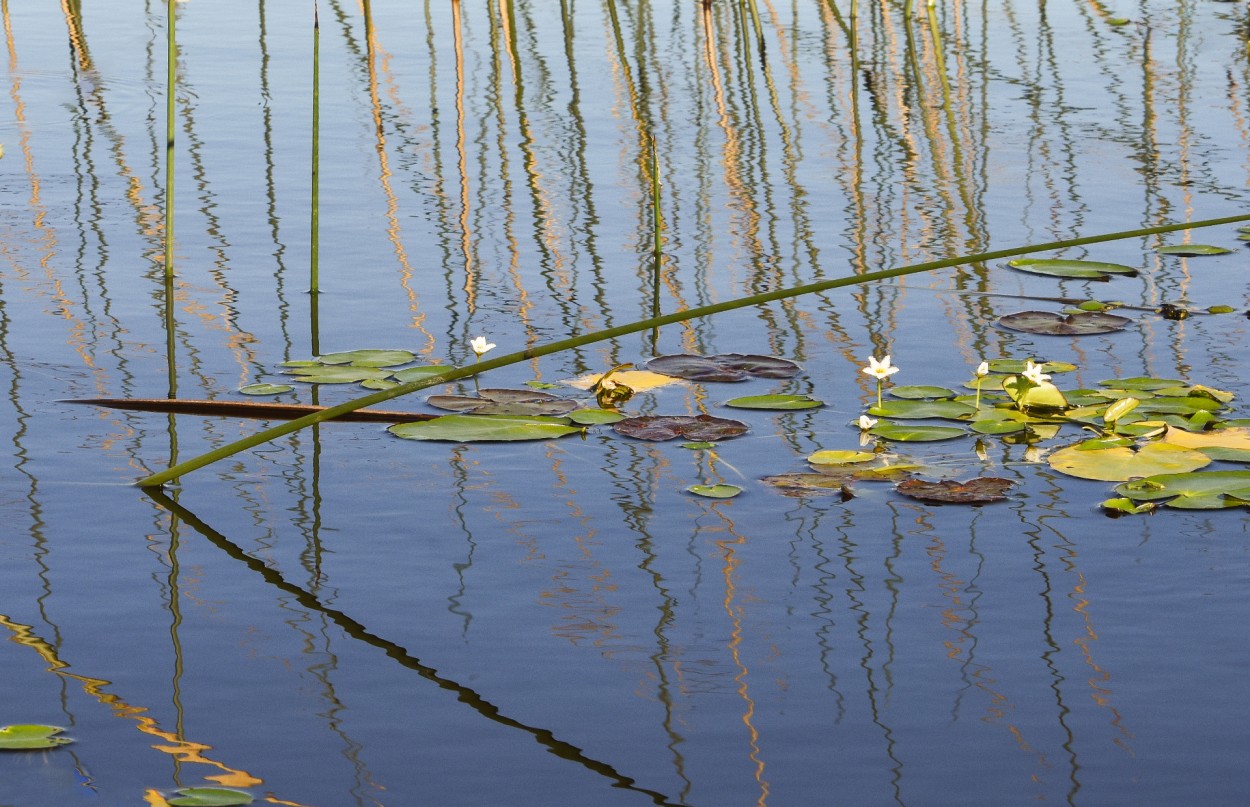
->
[{"left": 3, "top": 1, "right": 1250, "bottom": 805}]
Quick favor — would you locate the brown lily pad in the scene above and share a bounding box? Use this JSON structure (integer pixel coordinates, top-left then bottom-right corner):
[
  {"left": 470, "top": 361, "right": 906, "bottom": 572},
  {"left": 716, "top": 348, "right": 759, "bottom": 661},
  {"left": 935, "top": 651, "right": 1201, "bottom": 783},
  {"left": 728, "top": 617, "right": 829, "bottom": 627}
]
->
[
  {"left": 426, "top": 388, "right": 579, "bottom": 416},
  {"left": 644, "top": 354, "right": 802, "bottom": 382},
  {"left": 613, "top": 414, "right": 749, "bottom": 441},
  {"left": 895, "top": 477, "right": 1015, "bottom": 504},
  {"left": 997, "top": 310, "right": 1131, "bottom": 335}
]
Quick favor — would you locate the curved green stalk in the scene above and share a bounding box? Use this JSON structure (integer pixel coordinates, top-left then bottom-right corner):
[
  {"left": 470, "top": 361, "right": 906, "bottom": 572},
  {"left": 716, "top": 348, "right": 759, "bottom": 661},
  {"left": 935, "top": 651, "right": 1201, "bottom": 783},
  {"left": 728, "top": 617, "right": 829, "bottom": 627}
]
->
[{"left": 136, "top": 212, "right": 1250, "bottom": 487}]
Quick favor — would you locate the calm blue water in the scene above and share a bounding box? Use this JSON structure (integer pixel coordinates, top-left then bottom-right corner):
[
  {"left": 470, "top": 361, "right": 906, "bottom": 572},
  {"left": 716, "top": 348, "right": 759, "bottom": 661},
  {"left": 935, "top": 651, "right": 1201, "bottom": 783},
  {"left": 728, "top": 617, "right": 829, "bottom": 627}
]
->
[{"left": 2, "top": 1, "right": 1250, "bottom": 805}]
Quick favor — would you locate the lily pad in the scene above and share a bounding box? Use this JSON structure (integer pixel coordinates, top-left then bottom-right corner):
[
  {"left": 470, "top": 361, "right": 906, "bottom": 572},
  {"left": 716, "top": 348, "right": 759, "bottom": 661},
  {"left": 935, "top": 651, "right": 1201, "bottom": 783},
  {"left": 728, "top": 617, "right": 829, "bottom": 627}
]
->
[
  {"left": 360, "top": 379, "right": 400, "bottom": 390},
  {"left": 888, "top": 385, "right": 957, "bottom": 400},
  {"left": 644, "top": 354, "right": 801, "bottom": 382},
  {"left": 167, "top": 788, "right": 254, "bottom": 807},
  {"left": 686, "top": 484, "right": 743, "bottom": 499},
  {"left": 998, "top": 310, "right": 1131, "bottom": 335},
  {"left": 1047, "top": 440, "right": 1210, "bottom": 481},
  {"left": 317, "top": 349, "right": 417, "bottom": 367},
  {"left": 870, "top": 424, "right": 967, "bottom": 442},
  {"left": 1134, "top": 396, "right": 1223, "bottom": 415},
  {"left": 895, "top": 477, "right": 1015, "bottom": 504},
  {"left": 238, "top": 383, "right": 293, "bottom": 396},
  {"left": 807, "top": 450, "right": 877, "bottom": 466},
  {"left": 1162, "top": 426, "right": 1250, "bottom": 453},
  {"left": 681, "top": 441, "right": 717, "bottom": 450},
  {"left": 426, "top": 389, "right": 579, "bottom": 417},
  {"left": 1002, "top": 376, "right": 1069, "bottom": 413},
  {"left": 987, "top": 359, "right": 1077, "bottom": 374},
  {"left": 284, "top": 365, "right": 395, "bottom": 384},
  {"left": 868, "top": 399, "right": 977, "bottom": 420},
  {"left": 613, "top": 415, "right": 748, "bottom": 442},
  {"left": 761, "top": 473, "right": 855, "bottom": 497},
  {"left": 0, "top": 724, "right": 73, "bottom": 750},
  {"left": 1114, "top": 471, "right": 1250, "bottom": 509},
  {"left": 567, "top": 408, "right": 626, "bottom": 425},
  {"left": 1099, "top": 376, "right": 1186, "bottom": 391},
  {"left": 1100, "top": 497, "right": 1157, "bottom": 515},
  {"left": 724, "top": 394, "right": 824, "bottom": 410},
  {"left": 391, "top": 365, "right": 453, "bottom": 382},
  {"left": 1155, "top": 244, "right": 1232, "bottom": 256},
  {"left": 1004, "top": 258, "right": 1137, "bottom": 279},
  {"left": 388, "top": 415, "right": 584, "bottom": 442}
]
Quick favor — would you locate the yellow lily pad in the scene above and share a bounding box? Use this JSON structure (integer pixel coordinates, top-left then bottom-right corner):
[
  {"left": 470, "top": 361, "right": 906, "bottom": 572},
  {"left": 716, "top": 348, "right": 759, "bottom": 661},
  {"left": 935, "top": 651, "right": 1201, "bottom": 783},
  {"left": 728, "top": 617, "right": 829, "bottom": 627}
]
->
[
  {"left": 564, "top": 370, "right": 680, "bottom": 392},
  {"left": 1162, "top": 426, "right": 1250, "bottom": 452},
  {"left": 1047, "top": 440, "right": 1210, "bottom": 481}
]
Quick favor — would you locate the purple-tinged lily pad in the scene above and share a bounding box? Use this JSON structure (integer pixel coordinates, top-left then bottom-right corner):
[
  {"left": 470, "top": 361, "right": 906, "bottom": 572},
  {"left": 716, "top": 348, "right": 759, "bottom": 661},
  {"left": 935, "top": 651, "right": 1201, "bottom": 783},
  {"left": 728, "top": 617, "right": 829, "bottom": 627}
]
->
[
  {"left": 644, "top": 354, "right": 802, "bottom": 382},
  {"left": 998, "top": 310, "right": 1132, "bottom": 335},
  {"left": 613, "top": 414, "right": 749, "bottom": 441},
  {"left": 895, "top": 477, "right": 1015, "bottom": 504}
]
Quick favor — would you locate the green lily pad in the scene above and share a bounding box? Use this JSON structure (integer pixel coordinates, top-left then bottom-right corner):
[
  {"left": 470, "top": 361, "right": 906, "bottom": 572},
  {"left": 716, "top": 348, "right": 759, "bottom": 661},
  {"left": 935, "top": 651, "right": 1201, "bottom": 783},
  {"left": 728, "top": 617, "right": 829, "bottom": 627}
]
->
[
  {"left": 238, "top": 383, "right": 293, "bottom": 396},
  {"left": 360, "top": 379, "right": 399, "bottom": 390},
  {"left": 867, "top": 399, "right": 978, "bottom": 420},
  {"left": 388, "top": 415, "right": 583, "bottom": 442},
  {"left": 316, "top": 349, "right": 417, "bottom": 367},
  {"left": 1208, "top": 305, "right": 1237, "bottom": 314},
  {"left": 1155, "top": 244, "right": 1232, "bottom": 256},
  {"left": 807, "top": 450, "right": 877, "bottom": 466},
  {"left": 1098, "top": 376, "right": 1186, "bottom": 391},
  {"left": 987, "top": 359, "right": 1077, "bottom": 374},
  {"left": 970, "top": 418, "right": 1028, "bottom": 435},
  {"left": 279, "top": 360, "right": 320, "bottom": 368},
  {"left": 391, "top": 365, "right": 453, "bottom": 382},
  {"left": 1100, "top": 497, "right": 1157, "bottom": 515},
  {"left": 0, "top": 725, "right": 73, "bottom": 750},
  {"left": 644, "top": 354, "right": 801, "bottom": 382},
  {"left": 167, "top": 788, "right": 254, "bottom": 807},
  {"left": 1004, "top": 258, "right": 1137, "bottom": 279},
  {"left": 613, "top": 415, "right": 749, "bottom": 442},
  {"left": 870, "top": 424, "right": 966, "bottom": 442},
  {"left": 724, "top": 394, "right": 824, "bottom": 410},
  {"left": 888, "top": 385, "right": 957, "bottom": 400},
  {"left": 895, "top": 477, "right": 1015, "bottom": 504},
  {"left": 1047, "top": 440, "right": 1210, "bottom": 481},
  {"left": 1197, "top": 447, "right": 1250, "bottom": 463},
  {"left": 686, "top": 484, "right": 742, "bottom": 499},
  {"left": 681, "top": 441, "right": 717, "bottom": 450},
  {"left": 526, "top": 380, "right": 562, "bottom": 389},
  {"left": 1135, "top": 396, "right": 1223, "bottom": 415},
  {"left": 284, "top": 365, "right": 394, "bottom": 384},
  {"left": 998, "top": 310, "right": 1132, "bottom": 335},
  {"left": 1002, "top": 376, "right": 1069, "bottom": 413},
  {"left": 1114, "top": 471, "right": 1250, "bottom": 509},
  {"left": 567, "top": 408, "right": 626, "bottom": 425}
]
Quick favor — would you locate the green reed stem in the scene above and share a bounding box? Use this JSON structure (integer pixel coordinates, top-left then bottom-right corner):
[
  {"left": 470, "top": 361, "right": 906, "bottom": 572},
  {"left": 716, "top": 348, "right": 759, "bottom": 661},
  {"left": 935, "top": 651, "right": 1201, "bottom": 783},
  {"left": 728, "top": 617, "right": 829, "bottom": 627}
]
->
[
  {"left": 136, "top": 212, "right": 1250, "bottom": 487},
  {"left": 164, "top": 0, "right": 176, "bottom": 279}
]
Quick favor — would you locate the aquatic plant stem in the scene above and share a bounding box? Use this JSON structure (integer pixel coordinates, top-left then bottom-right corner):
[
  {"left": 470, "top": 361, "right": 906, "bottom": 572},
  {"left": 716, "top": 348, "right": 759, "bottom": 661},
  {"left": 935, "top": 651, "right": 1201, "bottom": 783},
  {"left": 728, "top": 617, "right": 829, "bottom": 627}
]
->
[
  {"left": 164, "top": 0, "right": 176, "bottom": 280},
  {"left": 310, "top": 0, "right": 321, "bottom": 295},
  {"left": 136, "top": 212, "right": 1250, "bottom": 487}
]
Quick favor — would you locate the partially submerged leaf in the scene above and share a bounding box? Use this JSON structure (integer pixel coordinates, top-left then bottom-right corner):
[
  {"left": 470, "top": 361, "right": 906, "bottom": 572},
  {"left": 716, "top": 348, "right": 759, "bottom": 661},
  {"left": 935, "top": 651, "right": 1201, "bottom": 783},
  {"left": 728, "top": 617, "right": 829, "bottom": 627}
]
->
[
  {"left": 724, "top": 394, "right": 824, "bottom": 410},
  {"left": 686, "top": 484, "right": 742, "bottom": 499},
  {"left": 388, "top": 415, "right": 584, "bottom": 442},
  {"left": 987, "top": 359, "right": 1077, "bottom": 374},
  {"left": 1101, "top": 497, "right": 1157, "bottom": 516},
  {"left": 284, "top": 365, "right": 394, "bottom": 384},
  {"left": 317, "top": 349, "right": 417, "bottom": 367},
  {"left": 0, "top": 725, "right": 73, "bottom": 750},
  {"left": 1047, "top": 440, "right": 1210, "bottom": 481},
  {"left": 1155, "top": 244, "right": 1232, "bottom": 256},
  {"left": 895, "top": 477, "right": 1015, "bottom": 504},
  {"left": 761, "top": 473, "right": 855, "bottom": 497},
  {"left": 1004, "top": 258, "right": 1137, "bottom": 279},
  {"left": 238, "top": 383, "right": 293, "bottom": 396},
  {"left": 167, "top": 788, "right": 254, "bottom": 807},
  {"left": 613, "top": 414, "right": 749, "bottom": 442},
  {"left": 1098, "top": 376, "right": 1186, "bottom": 390},
  {"left": 998, "top": 310, "right": 1131, "bottom": 335},
  {"left": 644, "top": 354, "right": 801, "bottom": 382},
  {"left": 1114, "top": 471, "right": 1250, "bottom": 509},
  {"left": 567, "top": 408, "right": 626, "bottom": 425},
  {"left": 564, "top": 370, "right": 679, "bottom": 392},
  {"left": 391, "top": 365, "right": 453, "bottom": 382}
]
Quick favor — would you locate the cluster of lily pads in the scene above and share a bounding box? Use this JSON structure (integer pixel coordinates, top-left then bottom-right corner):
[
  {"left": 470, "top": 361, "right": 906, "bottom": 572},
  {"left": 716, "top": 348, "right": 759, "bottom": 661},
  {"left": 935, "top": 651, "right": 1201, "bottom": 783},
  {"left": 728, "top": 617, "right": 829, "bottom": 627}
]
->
[{"left": 0, "top": 725, "right": 252, "bottom": 805}]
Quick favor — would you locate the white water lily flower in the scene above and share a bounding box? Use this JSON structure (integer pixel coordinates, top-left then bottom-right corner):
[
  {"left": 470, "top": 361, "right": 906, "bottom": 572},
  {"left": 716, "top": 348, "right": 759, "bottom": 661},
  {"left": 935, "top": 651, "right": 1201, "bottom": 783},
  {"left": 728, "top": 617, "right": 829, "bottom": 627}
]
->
[
  {"left": 1022, "top": 360, "right": 1050, "bottom": 385},
  {"left": 469, "top": 336, "right": 496, "bottom": 357},
  {"left": 858, "top": 415, "right": 877, "bottom": 431},
  {"left": 975, "top": 361, "right": 990, "bottom": 378},
  {"left": 861, "top": 355, "right": 900, "bottom": 380}
]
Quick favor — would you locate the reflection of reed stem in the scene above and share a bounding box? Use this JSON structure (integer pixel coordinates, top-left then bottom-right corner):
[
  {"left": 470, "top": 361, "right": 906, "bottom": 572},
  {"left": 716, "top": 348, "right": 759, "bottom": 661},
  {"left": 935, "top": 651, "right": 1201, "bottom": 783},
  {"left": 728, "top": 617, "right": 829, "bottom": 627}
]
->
[
  {"left": 651, "top": 136, "right": 663, "bottom": 263},
  {"left": 136, "top": 212, "right": 1250, "bottom": 487},
  {"left": 310, "top": 1, "right": 321, "bottom": 296}
]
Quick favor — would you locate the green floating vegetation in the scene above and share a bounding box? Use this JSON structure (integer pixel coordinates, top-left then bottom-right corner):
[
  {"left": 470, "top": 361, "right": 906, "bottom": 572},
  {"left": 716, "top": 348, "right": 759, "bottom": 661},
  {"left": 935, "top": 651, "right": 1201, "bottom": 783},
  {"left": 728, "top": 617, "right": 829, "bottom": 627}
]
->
[
  {"left": 388, "top": 415, "right": 584, "bottom": 443},
  {"left": 680, "top": 441, "right": 717, "bottom": 450},
  {"left": 869, "top": 424, "right": 966, "bottom": 442},
  {"left": 1047, "top": 440, "right": 1211, "bottom": 482},
  {"left": 889, "top": 384, "right": 957, "bottom": 399},
  {"left": 166, "top": 788, "right": 254, "bottom": 806},
  {"left": 0, "top": 724, "right": 73, "bottom": 750},
  {"left": 686, "top": 484, "right": 743, "bottom": 499},
  {"left": 567, "top": 409, "right": 626, "bottom": 425},
  {"left": 1004, "top": 258, "right": 1137, "bottom": 280},
  {"left": 1113, "top": 471, "right": 1250, "bottom": 510},
  {"left": 724, "top": 394, "right": 824, "bottom": 410},
  {"left": 807, "top": 449, "right": 876, "bottom": 466},
  {"left": 868, "top": 399, "right": 977, "bottom": 420},
  {"left": 997, "top": 310, "right": 1131, "bottom": 335},
  {"left": 1155, "top": 244, "right": 1232, "bottom": 256},
  {"left": 317, "top": 349, "right": 417, "bottom": 367},
  {"left": 237, "top": 383, "right": 293, "bottom": 396},
  {"left": 284, "top": 365, "right": 395, "bottom": 384}
]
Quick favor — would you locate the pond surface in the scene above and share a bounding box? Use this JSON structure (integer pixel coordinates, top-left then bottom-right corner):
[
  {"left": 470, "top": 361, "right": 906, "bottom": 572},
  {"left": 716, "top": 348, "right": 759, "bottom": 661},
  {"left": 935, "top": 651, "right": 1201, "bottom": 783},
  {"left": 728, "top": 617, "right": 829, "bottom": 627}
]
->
[{"left": 3, "top": 1, "right": 1250, "bottom": 805}]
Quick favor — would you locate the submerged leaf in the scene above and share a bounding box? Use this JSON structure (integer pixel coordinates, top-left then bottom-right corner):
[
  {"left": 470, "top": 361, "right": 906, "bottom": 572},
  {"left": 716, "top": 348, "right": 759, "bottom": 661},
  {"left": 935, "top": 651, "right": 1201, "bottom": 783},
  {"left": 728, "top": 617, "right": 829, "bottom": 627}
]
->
[
  {"left": 167, "top": 788, "right": 254, "bottom": 807},
  {"left": 644, "top": 354, "right": 801, "bottom": 382},
  {"left": 998, "top": 310, "right": 1131, "bottom": 335},
  {"left": 0, "top": 725, "right": 73, "bottom": 750},
  {"left": 895, "top": 477, "right": 1015, "bottom": 504},
  {"left": 613, "top": 414, "right": 749, "bottom": 442},
  {"left": 388, "top": 415, "right": 583, "bottom": 442},
  {"left": 686, "top": 484, "right": 742, "bottom": 499},
  {"left": 724, "top": 394, "right": 824, "bottom": 410}
]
